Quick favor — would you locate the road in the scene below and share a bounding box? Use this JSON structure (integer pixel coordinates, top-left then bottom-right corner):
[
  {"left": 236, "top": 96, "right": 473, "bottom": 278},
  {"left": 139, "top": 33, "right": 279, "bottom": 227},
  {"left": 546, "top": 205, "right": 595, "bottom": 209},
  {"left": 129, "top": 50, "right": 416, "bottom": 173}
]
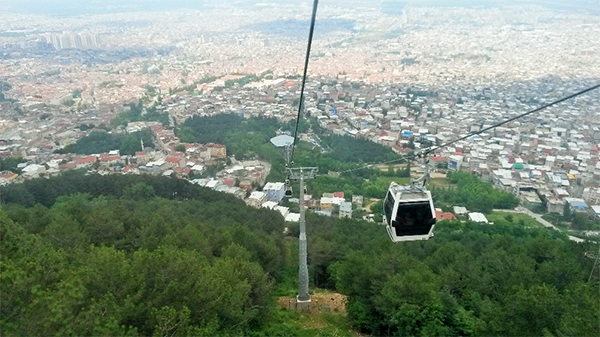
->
[{"left": 493, "top": 208, "right": 585, "bottom": 243}]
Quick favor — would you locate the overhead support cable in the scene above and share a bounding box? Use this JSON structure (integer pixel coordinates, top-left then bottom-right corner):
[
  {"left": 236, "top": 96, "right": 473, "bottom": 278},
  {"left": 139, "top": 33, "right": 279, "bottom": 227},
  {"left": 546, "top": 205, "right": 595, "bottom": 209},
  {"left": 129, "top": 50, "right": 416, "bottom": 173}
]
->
[{"left": 290, "top": 0, "right": 319, "bottom": 165}]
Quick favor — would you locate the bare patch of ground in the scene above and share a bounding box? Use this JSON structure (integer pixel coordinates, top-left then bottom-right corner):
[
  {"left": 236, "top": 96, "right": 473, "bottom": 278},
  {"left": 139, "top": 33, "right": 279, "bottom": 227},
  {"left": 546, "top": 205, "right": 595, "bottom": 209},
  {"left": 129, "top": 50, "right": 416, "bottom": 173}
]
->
[{"left": 277, "top": 292, "right": 347, "bottom": 315}]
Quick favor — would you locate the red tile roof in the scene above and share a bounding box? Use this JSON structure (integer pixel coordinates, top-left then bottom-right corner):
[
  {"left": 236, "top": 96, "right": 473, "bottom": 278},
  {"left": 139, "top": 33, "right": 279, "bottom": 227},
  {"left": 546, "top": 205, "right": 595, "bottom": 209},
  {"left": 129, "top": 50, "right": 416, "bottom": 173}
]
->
[
  {"left": 0, "top": 172, "right": 17, "bottom": 179},
  {"left": 75, "top": 156, "right": 97, "bottom": 164},
  {"left": 435, "top": 210, "right": 457, "bottom": 221},
  {"left": 99, "top": 154, "right": 121, "bottom": 162}
]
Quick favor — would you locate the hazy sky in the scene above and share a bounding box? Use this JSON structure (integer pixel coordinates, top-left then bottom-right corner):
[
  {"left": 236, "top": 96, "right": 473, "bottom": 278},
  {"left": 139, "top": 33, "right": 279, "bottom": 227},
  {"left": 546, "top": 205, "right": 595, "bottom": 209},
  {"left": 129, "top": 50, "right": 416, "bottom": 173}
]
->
[{"left": 2, "top": 0, "right": 598, "bottom": 16}]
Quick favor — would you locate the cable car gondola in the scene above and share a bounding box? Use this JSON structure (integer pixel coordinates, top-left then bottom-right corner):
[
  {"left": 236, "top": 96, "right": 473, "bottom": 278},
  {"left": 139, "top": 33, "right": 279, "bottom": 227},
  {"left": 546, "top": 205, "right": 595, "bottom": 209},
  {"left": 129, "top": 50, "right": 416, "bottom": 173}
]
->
[{"left": 384, "top": 159, "right": 436, "bottom": 242}]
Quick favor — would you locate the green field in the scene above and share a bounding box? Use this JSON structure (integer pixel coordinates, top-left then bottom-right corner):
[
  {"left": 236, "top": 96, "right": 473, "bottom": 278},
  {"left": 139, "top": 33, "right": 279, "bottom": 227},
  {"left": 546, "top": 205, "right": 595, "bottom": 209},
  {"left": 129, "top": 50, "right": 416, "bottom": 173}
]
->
[
  {"left": 374, "top": 176, "right": 411, "bottom": 186},
  {"left": 261, "top": 307, "right": 357, "bottom": 337},
  {"left": 429, "top": 177, "right": 452, "bottom": 187},
  {"left": 487, "top": 211, "right": 545, "bottom": 228}
]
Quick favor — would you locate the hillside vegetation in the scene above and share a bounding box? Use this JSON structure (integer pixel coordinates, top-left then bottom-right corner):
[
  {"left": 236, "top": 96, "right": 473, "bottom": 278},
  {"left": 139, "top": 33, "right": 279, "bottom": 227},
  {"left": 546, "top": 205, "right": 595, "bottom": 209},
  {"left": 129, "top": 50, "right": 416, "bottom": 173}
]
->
[{"left": 1, "top": 171, "right": 597, "bottom": 336}]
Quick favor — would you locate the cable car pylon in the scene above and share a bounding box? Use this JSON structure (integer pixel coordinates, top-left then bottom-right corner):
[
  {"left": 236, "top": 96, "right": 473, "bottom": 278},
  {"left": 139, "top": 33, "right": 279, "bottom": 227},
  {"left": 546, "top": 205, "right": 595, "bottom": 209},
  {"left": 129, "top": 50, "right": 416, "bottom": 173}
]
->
[{"left": 286, "top": 166, "right": 318, "bottom": 312}]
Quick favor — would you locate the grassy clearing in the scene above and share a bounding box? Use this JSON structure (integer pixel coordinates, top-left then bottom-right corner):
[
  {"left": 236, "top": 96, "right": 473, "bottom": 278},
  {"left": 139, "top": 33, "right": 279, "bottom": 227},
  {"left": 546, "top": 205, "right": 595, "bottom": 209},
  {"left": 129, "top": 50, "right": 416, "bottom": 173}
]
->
[
  {"left": 374, "top": 176, "right": 450, "bottom": 188},
  {"left": 258, "top": 307, "right": 357, "bottom": 337},
  {"left": 373, "top": 177, "right": 411, "bottom": 186},
  {"left": 487, "top": 211, "right": 545, "bottom": 228},
  {"left": 429, "top": 177, "right": 451, "bottom": 187}
]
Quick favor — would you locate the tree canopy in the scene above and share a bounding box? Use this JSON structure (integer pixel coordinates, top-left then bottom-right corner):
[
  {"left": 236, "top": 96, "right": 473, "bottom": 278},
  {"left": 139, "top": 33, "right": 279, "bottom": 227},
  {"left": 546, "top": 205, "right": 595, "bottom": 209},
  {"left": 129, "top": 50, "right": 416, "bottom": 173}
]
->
[
  {"left": 300, "top": 213, "right": 598, "bottom": 336},
  {"left": 0, "top": 172, "right": 597, "bottom": 336},
  {"left": 0, "top": 157, "right": 27, "bottom": 173},
  {"left": 180, "top": 114, "right": 402, "bottom": 183},
  {"left": 1, "top": 174, "right": 286, "bottom": 336},
  {"left": 111, "top": 99, "right": 170, "bottom": 128},
  {"left": 431, "top": 171, "right": 520, "bottom": 213},
  {"left": 56, "top": 129, "right": 154, "bottom": 156}
]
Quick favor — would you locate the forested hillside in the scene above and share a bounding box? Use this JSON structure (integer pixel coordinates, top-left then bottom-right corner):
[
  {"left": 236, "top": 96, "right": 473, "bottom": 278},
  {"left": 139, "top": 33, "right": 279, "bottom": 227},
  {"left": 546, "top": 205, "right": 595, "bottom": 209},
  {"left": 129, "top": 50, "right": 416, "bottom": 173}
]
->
[
  {"left": 56, "top": 129, "right": 154, "bottom": 156},
  {"left": 431, "top": 171, "right": 520, "bottom": 213},
  {"left": 0, "top": 170, "right": 242, "bottom": 207},
  {"left": 1, "top": 174, "right": 285, "bottom": 336},
  {"left": 1, "top": 174, "right": 598, "bottom": 336},
  {"left": 303, "top": 214, "right": 598, "bottom": 336},
  {"left": 179, "top": 115, "right": 399, "bottom": 182}
]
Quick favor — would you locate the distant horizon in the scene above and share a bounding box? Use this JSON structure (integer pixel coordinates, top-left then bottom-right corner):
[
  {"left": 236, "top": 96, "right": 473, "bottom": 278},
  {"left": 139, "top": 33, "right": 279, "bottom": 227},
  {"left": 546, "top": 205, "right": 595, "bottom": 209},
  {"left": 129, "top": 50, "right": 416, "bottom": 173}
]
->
[{"left": 2, "top": 0, "right": 598, "bottom": 16}]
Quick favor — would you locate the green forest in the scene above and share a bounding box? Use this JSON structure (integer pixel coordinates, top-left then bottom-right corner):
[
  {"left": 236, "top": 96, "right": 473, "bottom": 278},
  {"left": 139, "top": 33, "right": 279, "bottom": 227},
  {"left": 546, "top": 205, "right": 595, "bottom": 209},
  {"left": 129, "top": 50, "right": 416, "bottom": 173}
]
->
[
  {"left": 179, "top": 114, "right": 400, "bottom": 183},
  {"left": 1, "top": 175, "right": 284, "bottom": 336},
  {"left": 0, "top": 157, "right": 27, "bottom": 173},
  {"left": 111, "top": 99, "right": 170, "bottom": 128},
  {"left": 1, "top": 173, "right": 598, "bottom": 336},
  {"left": 56, "top": 130, "right": 154, "bottom": 156},
  {"left": 431, "top": 171, "right": 520, "bottom": 213}
]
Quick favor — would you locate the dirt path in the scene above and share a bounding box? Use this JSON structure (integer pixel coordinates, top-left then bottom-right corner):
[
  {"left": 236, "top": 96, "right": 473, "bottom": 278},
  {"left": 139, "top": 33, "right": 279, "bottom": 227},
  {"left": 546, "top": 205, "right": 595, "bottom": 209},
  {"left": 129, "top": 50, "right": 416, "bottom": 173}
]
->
[{"left": 363, "top": 198, "right": 380, "bottom": 211}]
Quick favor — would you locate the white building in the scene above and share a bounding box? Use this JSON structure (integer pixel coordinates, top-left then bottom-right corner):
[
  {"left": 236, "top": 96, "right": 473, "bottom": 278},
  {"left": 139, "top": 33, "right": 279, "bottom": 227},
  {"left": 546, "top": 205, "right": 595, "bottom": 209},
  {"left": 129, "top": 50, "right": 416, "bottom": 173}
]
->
[
  {"left": 453, "top": 206, "right": 468, "bottom": 215},
  {"left": 468, "top": 212, "right": 489, "bottom": 223},
  {"left": 263, "top": 182, "right": 285, "bottom": 202},
  {"left": 285, "top": 213, "right": 301, "bottom": 222},
  {"left": 247, "top": 191, "right": 267, "bottom": 208},
  {"left": 339, "top": 201, "right": 353, "bottom": 218}
]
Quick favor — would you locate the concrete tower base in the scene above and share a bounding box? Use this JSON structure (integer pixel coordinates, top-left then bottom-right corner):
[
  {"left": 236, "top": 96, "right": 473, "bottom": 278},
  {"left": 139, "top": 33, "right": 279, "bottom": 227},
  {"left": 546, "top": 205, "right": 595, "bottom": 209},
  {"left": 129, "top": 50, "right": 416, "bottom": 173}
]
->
[{"left": 296, "top": 297, "right": 311, "bottom": 313}]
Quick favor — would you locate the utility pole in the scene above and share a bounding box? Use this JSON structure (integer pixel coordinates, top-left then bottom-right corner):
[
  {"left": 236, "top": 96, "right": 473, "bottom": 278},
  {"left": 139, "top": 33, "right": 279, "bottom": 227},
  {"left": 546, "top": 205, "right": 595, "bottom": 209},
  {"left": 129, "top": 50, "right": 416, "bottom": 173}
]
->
[{"left": 287, "top": 166, "right": 318, "bottom": 313}]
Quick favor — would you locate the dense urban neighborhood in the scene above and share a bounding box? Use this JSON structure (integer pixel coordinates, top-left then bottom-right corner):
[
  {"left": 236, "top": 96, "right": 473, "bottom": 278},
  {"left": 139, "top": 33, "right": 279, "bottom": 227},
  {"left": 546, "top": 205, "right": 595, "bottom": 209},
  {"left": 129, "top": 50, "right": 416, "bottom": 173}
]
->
[{"left": 1, "top": 74, "right": 599, "bottom": 229}]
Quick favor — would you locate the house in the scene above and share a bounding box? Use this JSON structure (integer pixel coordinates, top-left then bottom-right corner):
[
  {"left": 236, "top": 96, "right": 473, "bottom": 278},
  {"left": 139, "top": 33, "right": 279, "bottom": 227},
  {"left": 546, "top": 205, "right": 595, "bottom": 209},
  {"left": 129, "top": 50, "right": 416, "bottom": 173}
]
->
[
  {"left": 263, "top": 182, "right": 285, "bottom": 202},
  {"left": 99, "top": 154, "right": 121, "bottom": 165},
  {"left": 591, "top": 205, "right": 600, "bottom": 220},
  {"left": 547, "top": 198, "right": 564, "bottom": 215},
  {"left": 453, "top": 206, "right": 468, "bottom": 215},
  {"left": 468, "top": 212, "right": 489, "bottom": 223},
  {"left": 435, "top": 210, "right": 457, "bottom": 221},
  {"left": 274, "top": 206, "right": 290, "bottom": 218},
  {"left": 165, "top": 156, "right": 185, "bottom": 168},
  {"left": 339, "top": 201, "right": 353, "bottom": 219},
  {"left": 191, "top": 164, "right": 205, "bottom": 172},
  {"left": 352, "top": 195, "right": 364, "bottom": 208},
  {"left": 239, "top": 179, "right": 253, "bottom": 191},
  {"left": 285, "top": 213, "right": 301, "bottom": 222},
  {"left": 262, "top": 201, "right": 278, "bottom": 209},
  {"left": 21, "top": 164, "right": 46, "bottom": 178},
  {"left": 247, "top": 191, "right": 267, "bottom": 208},
  {"left": 205, "top": 179, "right": 219, "bottom": 189},
  {"left": 0, "top": 171, "right": 18, "bottom": 181},
  {"left": 74, "top": 155, "right": 97, "bottom": 167},
  {"left": 320, "top": 197, "right": 334, "bottom": 211},
  {"left": 135, "top": 151, "right": 149, "bottom": 164},
  {"left": 333, "top": 192, "right": 345, "bottom": 198},
  {"left": 564, "top": 197, "right": 588, "bottom": 212},
  {"left": 521, "top": 191, "right": 543, "bottom": 209},
  {"left": 205, "top": 143, "right": 226, "bottom": 158},
  {"left": 173, "top": 167, "right": 191, "bottom": 176},
  {"left": 380, "top": 135, "right": 396, "bottom": 147}
]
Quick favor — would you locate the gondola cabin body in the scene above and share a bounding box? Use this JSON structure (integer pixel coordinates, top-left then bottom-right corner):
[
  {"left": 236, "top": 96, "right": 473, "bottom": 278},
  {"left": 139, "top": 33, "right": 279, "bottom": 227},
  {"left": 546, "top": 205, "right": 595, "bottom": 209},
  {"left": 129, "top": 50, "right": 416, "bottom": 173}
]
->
[{"left": 384, "top": 182, "right": 436, "bottom": 242}]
